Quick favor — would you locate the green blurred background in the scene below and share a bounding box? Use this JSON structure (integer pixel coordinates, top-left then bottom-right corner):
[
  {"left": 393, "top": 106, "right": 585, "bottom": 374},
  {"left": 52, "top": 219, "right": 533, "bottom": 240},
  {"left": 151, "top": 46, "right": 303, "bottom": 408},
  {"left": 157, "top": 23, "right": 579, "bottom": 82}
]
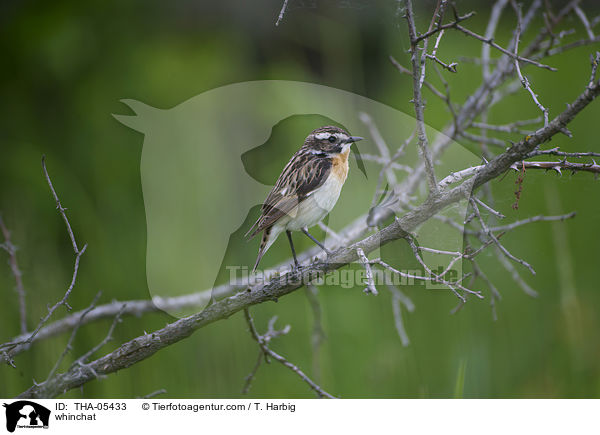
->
[{"left": 1, "top": 0, "right": 599, "bottom": 398}]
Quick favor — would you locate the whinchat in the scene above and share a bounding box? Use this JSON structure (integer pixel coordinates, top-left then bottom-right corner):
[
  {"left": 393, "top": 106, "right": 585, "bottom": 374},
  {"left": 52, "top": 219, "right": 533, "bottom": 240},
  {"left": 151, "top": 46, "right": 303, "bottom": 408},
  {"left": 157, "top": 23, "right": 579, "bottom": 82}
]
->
[{"left": 246, "top": 125, "right": 363, "bottom": 271}]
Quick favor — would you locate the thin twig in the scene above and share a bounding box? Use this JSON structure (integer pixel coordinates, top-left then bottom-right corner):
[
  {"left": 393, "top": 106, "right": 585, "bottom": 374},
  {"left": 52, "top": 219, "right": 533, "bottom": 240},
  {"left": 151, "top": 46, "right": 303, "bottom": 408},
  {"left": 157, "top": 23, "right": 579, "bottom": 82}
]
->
[
  {"left": 305, "top": 283, "right": 325, "bottom": 381},
  {"left": 388, "top": 284, "right": 412, "bottom": 347},
  {"left": 461, "top": 131, "right": 508, "bottom": 148},
  {"left": 46, "top": 292, "right": 102, "bottom": 381},
  {"left": 275, "top": 0, "right": 290, "bottom": 26},
  {"left": 42, "top": 156, "right": 80, "bottom": 255},
  {"left": 473, "top": 196, "right": 505, "bottom": 219},
  {"left": 511, "top": 160, "right": 600, "bottom": 175},
  {"left": 356, "top": 247, "right": 378, "bottom": 295},
  {"left": 404, "top": 0, "right": 439, "bottom": 192},
  {"left": 0, "top": 214, "right": 27, "bottom": 334},
  {"left": 511, "top": 1, "right": 549, "bottom": 126},
  {"left": 413, "top": 11, "right": 476, "bottom": 43},
  {"left": 454, "top": 24, "right": 557, "bottom": 71},
  {"left": 527, "top": 147, "right": 600, "bottom": 159},
  {"left": 1, "top": 156, "right": 90, "bottom": 364},
  {"left": 72, "top": 304, "right": 126, "bottom": 367},
  {"left": 138, "top": 389, "right": 167, "bottom": 399},
  {"left": 359, "top": 154, "right": 413, "bottom": 172},
  {"left": 390, "top": 56, "right": 446, "bottom": 100},
  {"left": 243, "top": 309, "right": 336, "bottom": 399},
  {"left": 496, "top": 248, "right": 538, "bottom": 297},
  {"left": 2, "top": 244, "right": 87, "bottom": 362},
  {"left": 470, "top": 198, "right": 536, "bottom": 275},
  {"left": 574, "top": 5, "right": 595, "bottom": 40},
  {"left": 359, "top": 112, "right": 398, "bottom": 189},
  {"left": 471, "top": 117, "right": 541, "bottom": 134},
  {"left": 489, "top": 212, "right": 576, "bottom": 232},
  {"left": 371, "top": 258, "right": 482, "bottom": 301},
  {"left": 241, "top": 350, "right": 263, "bottom": 395},
  {"left": 438, "top": 166, "right": 484, "bottom": 189}
]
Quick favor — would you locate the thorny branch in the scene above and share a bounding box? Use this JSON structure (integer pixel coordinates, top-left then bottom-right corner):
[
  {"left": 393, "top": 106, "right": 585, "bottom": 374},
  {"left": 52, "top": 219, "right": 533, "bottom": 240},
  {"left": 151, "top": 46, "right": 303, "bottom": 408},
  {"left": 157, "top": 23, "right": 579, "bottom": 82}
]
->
[{"left": 1, "top": 158, "right": 88, "bottom": 366}]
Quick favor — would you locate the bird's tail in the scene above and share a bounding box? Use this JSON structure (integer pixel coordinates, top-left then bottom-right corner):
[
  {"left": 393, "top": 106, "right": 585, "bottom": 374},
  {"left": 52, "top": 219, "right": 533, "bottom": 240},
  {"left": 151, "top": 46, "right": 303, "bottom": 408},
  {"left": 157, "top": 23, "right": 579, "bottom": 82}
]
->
[
  {"left": 252, "top": 227, "right": 272, "bottom": 273},
  {"left": 245, "top": 218, "right": 260, "bottom": 240}
]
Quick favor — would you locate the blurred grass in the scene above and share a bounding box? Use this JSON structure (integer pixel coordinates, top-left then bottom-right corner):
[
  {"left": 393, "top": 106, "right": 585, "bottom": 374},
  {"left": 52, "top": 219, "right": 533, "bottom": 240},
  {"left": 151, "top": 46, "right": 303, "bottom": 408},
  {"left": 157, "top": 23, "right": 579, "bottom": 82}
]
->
[{"left": 0, "top": 0, "right": 599, "bottom": 398}]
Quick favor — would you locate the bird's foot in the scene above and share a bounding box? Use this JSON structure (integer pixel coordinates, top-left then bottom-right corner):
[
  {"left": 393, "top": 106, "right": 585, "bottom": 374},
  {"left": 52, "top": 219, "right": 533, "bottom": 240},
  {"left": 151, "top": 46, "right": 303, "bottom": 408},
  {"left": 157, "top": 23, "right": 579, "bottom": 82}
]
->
[
  {"left": 313, "top": 249, "right": 334, "bottom": 270},
  {"left": 291, "top": 261, "right": 302, "bottom": 274}
]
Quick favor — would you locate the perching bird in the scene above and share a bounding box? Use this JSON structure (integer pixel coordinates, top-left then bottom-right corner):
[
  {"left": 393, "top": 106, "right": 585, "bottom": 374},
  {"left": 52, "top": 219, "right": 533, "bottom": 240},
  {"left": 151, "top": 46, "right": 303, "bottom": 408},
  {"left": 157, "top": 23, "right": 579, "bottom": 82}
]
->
[{"left": 246, "top": 125, "right": 363, "bottom": 272}]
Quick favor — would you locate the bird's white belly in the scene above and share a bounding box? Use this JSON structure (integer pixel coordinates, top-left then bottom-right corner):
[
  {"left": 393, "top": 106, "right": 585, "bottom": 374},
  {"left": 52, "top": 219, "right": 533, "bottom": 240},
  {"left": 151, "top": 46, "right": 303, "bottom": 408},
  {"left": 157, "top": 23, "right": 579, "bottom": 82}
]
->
[{"left": 284, "top": 174, "right": 344, "bottom": 231}]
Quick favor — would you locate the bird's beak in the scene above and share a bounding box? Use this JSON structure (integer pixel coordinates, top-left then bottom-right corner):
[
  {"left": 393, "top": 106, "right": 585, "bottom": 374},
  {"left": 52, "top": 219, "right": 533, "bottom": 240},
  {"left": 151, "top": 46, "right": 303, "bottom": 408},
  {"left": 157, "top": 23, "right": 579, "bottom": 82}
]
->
[{"left": 346, "top": 136, "right": 364, "bottom": 143}]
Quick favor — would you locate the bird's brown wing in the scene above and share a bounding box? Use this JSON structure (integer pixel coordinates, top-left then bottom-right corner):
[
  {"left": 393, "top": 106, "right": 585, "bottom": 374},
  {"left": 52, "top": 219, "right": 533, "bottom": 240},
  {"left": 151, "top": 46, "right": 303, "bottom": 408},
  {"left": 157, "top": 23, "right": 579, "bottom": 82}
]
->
[{"left": 246, "top": 149, "right": 332, "bottom": 239}]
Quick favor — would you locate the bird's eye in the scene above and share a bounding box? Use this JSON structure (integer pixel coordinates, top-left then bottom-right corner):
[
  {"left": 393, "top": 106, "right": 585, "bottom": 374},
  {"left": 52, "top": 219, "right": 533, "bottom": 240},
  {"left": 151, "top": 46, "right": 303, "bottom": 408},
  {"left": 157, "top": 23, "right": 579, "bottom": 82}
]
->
[{"left": 328, "top": 136, "right": 336, "bottom": 143}]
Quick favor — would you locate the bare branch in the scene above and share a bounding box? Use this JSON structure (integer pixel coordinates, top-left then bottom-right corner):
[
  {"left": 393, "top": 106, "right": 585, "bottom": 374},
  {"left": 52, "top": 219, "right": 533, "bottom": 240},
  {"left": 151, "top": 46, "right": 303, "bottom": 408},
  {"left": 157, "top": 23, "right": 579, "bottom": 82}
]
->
[
  {"left": 41, "top": 156, "right": 81, "bottom": 255},
  {"left": 482, "top": 0, "right": 510, "bottom": 80},
  {"left": 241, "top": 350, "right": 263, "bottom": 395},
  {"left": 1, "top": 243, "right": 87, "bottom": 362},
  {"left": 275, "top": 0, "right": 290, "bottom": 26},
  {"left": 470, "top": 198, "right": 535, "bottom": 275},
  {"left": 512, "top": 160, "right": 600, "bottom": 175},
  {"left": 1, "top": 156, "right": 90, "bottom": 365},
  {"left": 589, "top": 51, "right": 600, "bottom": 89},
  {"left": 471, "top": 117, "right": 542, "bottom": 134},
  {"left": 72, "top": 304, "right": 126, "bottom": 368},
  {"left": 387, "top": 284, "right": 413, "bottom": 347},
  {"left": 360, "top": 112, "right": 398, "bottom": 189},
  {"left": 469, "top": 259, "right": 501, "bottom": 321},
  {"left": 541, "top": 35, "right": 600, "bottom": 58},
  {"left": 305, "top": 283, "right": 325, "bottom": 381},
  {"left": 438, "top": 166, "right": 484, "bottom": 189},
  {"left": 574, "top": 5, "right": 595, "bottom": 41},
  {"left": 243, "top": 309, "right": 335, "bottom": 399},
  {"left": 496, "top": 249, "right": 538, "bottom": 297},
  {"left": 356, "top": 247, "right": 378, "bottom": 295},
  {"left": 413, "top": 11, "right": 476, "bottom": 43},
  {"left": 489, "top": 212, "right": 576, "bottom": 233},
  {"left": 358, "top": 154, "right": 413, "bottom": 173},
  {"left": 317, "top": 222, "right": 345, "bottom": 244},
  {"left": 389, "top": 56, "right": 446, "bottom": 101},
  {"left": 372, "top": 257, "right": 482, "bottom": 301},
  {"left": 0, "top": 214, "right": 27, "bottom": 334},
  {"left": 511, "top": 1, "right": 549, "bottom": 126},
  {"left": 404, "top": 0, "right": 439, "bottom": 193},
  {"left": 460, "top": 131, "right": 508, "bottom": 148},
  {"left": 526, "top": 147, "right": 600, "bottom": 159},
  {"left": 45, "top": 292, "right": 102, "bottom": 381},
  {"left": 454, "top": 23, "right": 557, "bottom": 72},
  {"left": 426, "top": 29, "right": 458, "bottom": 73},
  {"left": 472, "top": 196, "right": 505, "bottom": 219},
  {"left": 138, "top": 389, "right": 167, "bottom": 399}
]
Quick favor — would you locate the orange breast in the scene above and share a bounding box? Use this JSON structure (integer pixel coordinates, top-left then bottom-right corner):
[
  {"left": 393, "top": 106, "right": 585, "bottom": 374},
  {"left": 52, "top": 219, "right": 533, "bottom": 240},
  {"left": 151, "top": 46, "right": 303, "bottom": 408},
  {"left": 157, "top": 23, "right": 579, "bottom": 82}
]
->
[{"left": 331, "top": 148, "right": 350, "bottom": 182}]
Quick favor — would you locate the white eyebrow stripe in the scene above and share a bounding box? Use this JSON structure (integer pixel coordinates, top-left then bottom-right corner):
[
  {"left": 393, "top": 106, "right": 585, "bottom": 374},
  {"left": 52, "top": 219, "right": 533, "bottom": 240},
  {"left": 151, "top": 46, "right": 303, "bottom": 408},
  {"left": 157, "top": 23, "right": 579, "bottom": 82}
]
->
[{"left": 314, "top": 132, "right": 349, "bottom": 140}]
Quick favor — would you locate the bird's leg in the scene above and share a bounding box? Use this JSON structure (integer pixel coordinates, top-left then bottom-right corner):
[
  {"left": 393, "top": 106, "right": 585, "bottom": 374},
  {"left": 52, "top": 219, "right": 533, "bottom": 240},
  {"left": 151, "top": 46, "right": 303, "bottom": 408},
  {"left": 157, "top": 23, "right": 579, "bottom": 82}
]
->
[
  {"left": 286, "top": 230, "right": 300, "bottom": 270},
  {"left": 301, "top": 227, "right": 332, "bottom": 255}
]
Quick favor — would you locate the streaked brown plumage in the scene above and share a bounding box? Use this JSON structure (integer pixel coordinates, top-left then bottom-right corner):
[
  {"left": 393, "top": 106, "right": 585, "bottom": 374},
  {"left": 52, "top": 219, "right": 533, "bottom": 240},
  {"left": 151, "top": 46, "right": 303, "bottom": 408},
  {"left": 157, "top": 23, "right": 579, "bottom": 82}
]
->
[{"left": 246, "top": 126, "right": 363, "bottom": 271}]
